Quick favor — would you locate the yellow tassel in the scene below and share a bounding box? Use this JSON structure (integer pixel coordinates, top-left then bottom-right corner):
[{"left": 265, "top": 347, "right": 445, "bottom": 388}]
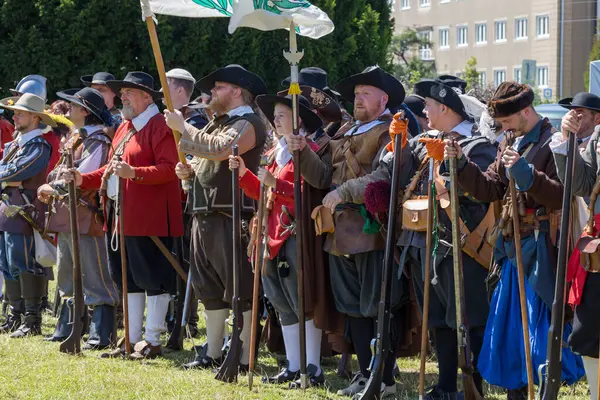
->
[{"left": 287, "top": 82, "right": 301, "bottom": 95}]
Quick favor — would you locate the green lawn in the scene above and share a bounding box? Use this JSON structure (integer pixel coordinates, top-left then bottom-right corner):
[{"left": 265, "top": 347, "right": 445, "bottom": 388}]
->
[{"left": 0, "top": 284, "right": 591, "bottom": 399}]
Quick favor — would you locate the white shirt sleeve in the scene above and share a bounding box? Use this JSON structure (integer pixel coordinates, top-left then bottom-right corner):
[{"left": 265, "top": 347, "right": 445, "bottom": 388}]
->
[
  {"left": 77, "top": 145, "right": 104, "bottom": 174},
  {"left": 549, "top": 131, "right": 568, "bottom": 155}
]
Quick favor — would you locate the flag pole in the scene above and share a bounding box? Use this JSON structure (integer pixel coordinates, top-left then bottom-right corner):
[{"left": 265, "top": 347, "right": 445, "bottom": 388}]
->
[
  {"left": 144, "top": 16, "right": 187, "bottom": 164},
  {"left": 283, "top": 20, "right": 307, "bottom": 390}
]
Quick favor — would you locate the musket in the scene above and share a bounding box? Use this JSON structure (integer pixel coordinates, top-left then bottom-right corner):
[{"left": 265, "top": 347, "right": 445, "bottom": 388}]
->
[
  {"left": 59, "top": 149, "right": 84, "bottom": 355},
  {"left": 541, "top": 130, "right": 576, "bottom": 399},
  {"left": 248, "top": 156, "right": 268, "bottom": 390},
  {"left": 505, "top": 132, "right": 535, "bottom": 399},
  {"left": 419, "top": 157, "right": 435, "bottom": 400},
  {"left": 357, "top": 112, "right": 406, "bottom": 400},
  {"left": 216, "top": 145, "right": 243, "bottom": 383},
  {"left": 3, "top": 200, "right": 57, "bottom": 245},
  {"left": 448, "top": 138, "right": 483, "bottom": 400}
]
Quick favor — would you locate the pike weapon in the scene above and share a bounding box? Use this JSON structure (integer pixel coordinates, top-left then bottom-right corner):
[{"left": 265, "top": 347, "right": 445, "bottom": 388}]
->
[
  {"left": 541, "top": 130, "right": 576, "bottom": 399},
  {"left": 448, "top": 138, "right": 483, "bottom": 400},
  {"left": 216, "top": 145, "right": 243, "bottom": 382},
  {"left": 248, "top": 155, "right": 268, "bottom": 390},
  {"left": 419, "top": 157, "right": 436, "bottom": 399},
  {"left": 116, "top": 155, "right": 131, "bottom": 355},
  {"left": 506, "top": 132, "right": 535, "bottom": 400},
  {"left": 59, "top": 149, "right": 85, "bottom": 355},
  {"left": 357, "top": 111, "right": 406, "bottom": 400}
]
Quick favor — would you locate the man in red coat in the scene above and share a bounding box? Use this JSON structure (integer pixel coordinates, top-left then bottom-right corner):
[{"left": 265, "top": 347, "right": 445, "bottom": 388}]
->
[{"left": 65, "top": 71, "right": 183, "bottom": 359}]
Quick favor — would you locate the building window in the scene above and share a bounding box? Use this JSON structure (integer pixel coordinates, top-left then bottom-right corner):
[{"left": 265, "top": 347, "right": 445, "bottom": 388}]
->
[
  {"left": 536, "top": 15, "right": 549, "bottom": 37},
  {"left": 495, "top": 20, "right": 507, "bottom": 42},
  {"left": 536, "top": 66, "right": 549, "bottom": 87},
  {"left": 418, "top": 31, "right": 433, "bottom": 60},
  {"left": 494, "top": 69, "right": 506, "bottom": 87},
  {"left": 440, "top": 0, "right": 450, "bottom": 3},
  {"left": 475, "top": 23, "right": 487, "bottom": 44},
  {"left": 439, "top": 28, "right": 449, "bottom": 49},
  {"left": 515, "top": 17, "right": 528, "bottom": 40},
  {"left": 420, "top": 0, "right": 430, "bottom": 7},
  {"left": 478, "top": 71, "right": 486, "bottom": 86},
  {"left": 401, "top": 0, "right": 410, "bottom": 9},
  {"left": 514, "top": 67, "right": 522, "bottom": 83},
  {"left": 457, "top": 25, "right": 468, "bottom": 46}
]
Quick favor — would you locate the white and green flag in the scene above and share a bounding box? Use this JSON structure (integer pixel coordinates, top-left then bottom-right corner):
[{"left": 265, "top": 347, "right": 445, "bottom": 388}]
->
[
  {"left": 141, "top": 0, "right": 233, "bottom": 19},
  {"left": 229, "top": 0, "right": 334, "bottom": 39},
  {"left": 141, "top": 0, "right": 333, "bottom": 39}
]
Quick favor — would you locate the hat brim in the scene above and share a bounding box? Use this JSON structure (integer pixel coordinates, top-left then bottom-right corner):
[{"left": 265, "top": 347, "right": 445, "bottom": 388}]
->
[
  {"left": 277, "top": 86, "right": 342, "bottom": 123},
  {"left": 56, "top": 91, "right": 106, "bottom": 122},
  {"left": 256, "top": 95, "right": 322, "bottom": 134},
  {"left": 0, "top": 97, "right": 57, "bottom": 127},
  {"left": 558, "top": 97, "right": 600, "bottom": 112},
  {"left": 335, "top": 69, "right": 405, "bottom": 109},
  {"left": 106, "top": 81, "right": 163, "bottom": 100},
  {"left": 196, "top": 67, "right": 267, "bottom": 98}
]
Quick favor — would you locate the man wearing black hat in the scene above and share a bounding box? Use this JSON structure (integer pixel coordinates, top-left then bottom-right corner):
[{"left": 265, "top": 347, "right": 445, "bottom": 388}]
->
[
  {"left": 164, "top": 64, "right": 268, "bottom": 371},
  {"left": 447, "top": 82, "right": 585, "bottom": 399},
  {"left": 38, "top": 87, "right": 119, "bottom": 349},
  {"left": 65, "top": 71, "right": 184, "bottom": 359},
  {"left": 81, "top": 72, "right": 121, "bottom": 130},
  {"left": 318, "top": 65, "right": 410, "bottom": 397},
  {"left": 550, "top": 91, "right": 600, "bottom": 398},
  {"left": 406, "top": 80, "right": 495, "bottom": 399}
]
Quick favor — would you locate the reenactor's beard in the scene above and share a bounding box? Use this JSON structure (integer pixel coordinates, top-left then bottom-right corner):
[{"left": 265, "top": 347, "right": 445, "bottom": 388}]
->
[{"left": 121, "top": 105, "right": 136, "bottom": 120}]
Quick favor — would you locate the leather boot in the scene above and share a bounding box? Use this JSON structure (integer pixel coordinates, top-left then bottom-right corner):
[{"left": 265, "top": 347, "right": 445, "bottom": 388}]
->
[
  {"left": 83, "top": 305, "right": 116, "bottom": 350},
  {"left": 187, "top": 295, "right": 200, "bottom": 338},
  {"left": 0, "top": 279, "right": 23, "bottom": 334},
  {"left": 44, "top": 298, "right": 72, "bottom": 342},
  {"left": 11, "top": 272, "right": 45, "bottom": 338}
]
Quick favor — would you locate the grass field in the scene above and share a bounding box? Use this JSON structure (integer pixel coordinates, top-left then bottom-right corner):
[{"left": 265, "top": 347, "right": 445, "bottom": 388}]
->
[{"left": 0, "top": 283, "right": 591, "bottom": 399}]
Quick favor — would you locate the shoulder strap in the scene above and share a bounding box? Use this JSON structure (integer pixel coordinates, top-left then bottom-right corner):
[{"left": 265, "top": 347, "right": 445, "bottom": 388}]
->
[{"left": 113, "top": 128, "right": 137, "bottom": 157}]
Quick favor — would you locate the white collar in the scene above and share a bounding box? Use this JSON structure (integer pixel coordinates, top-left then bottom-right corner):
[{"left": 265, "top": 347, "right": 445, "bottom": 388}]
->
[
  {"left": 344, "top": 109, "right": 391, "bottom": 137},
  {"left": 16, "top": 129, "right": 44, "bottom": 147},
  {"left": 451, "top": 120, "right": 474, "bottom": 137},
  {"left": 227, "top": 105, "right": 254, "bottom": 118},
  {"left": 131, "top": 104, "right": 160, "bottom": 131},
  {"left": 274, "top": 130, "right": 307, "bottom": 168},
  {"left": 79, "top": 125, "right": 104, "bottom": 137}
]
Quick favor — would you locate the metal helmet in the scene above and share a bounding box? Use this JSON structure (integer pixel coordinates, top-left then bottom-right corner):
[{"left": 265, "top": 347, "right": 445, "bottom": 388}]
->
[{"left": 10, "top": 74, "right": 48, "bottom": 100}]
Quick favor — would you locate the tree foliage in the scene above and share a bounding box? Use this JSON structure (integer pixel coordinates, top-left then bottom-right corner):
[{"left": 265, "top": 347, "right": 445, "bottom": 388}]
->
[
  {"left": 389, "top": 28, "right": 436, "bottom": 91},
  {"left": 0, "top": 0, "right": 393, "bottom": 100},
  {"left": 462, "top": 56, "right": 479, "bottom": 91}
]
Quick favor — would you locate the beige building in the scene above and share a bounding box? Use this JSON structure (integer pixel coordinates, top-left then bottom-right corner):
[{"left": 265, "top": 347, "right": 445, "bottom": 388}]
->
[{"left": 391, "top": 0, "right": 598, "bottom": 100}]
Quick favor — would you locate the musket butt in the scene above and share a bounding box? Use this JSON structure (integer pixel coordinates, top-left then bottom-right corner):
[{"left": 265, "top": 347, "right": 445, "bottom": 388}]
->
[{"left": 300, "top": 374, "right": 308, "bottom": 390}]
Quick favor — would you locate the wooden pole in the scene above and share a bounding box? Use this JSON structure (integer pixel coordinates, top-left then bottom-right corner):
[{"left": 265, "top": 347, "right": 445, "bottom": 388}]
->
[{"left": 144, "top": 17, "right": 187, "bottom": 164}]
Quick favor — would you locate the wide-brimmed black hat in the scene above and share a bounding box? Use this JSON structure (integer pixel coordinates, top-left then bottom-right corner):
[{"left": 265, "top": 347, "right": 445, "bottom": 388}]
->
[
  {"left": 256, "top": 94, "right": 322, "bottom": 134},
  {"left": 56, "top": 87, "right": 110, "bottom": 124},
  {"left": 404, "top": 95, "right": 426, "bottom": 118},
  {"left": 281, "top": 67, "right": 341, "bottom": 98},
  {"left": 335, "top": 66, "right": 405, "bottom": 109},
  {"left": 196, "top": 64, "right": 267, "bottom": 98},
  {"left": 106, "top": 71, "right": 163, "bottom": 100},
  {"left": 436, "top": 74, "right": 467, "bottom": 94},
  {"left": 414, "top": 80, "right": 469, "bottom": 120},
  {"left": 277, "top": 86, "right": 342, "bottom": 123},
  {"left": 81, "top": 72, "right": 116, "bottom": 87},
  {"left": 559, "top": 92, "right": 600, "bottom": 112}
]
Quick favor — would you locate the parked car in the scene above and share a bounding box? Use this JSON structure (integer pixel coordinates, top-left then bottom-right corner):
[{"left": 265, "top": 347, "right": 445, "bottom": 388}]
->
[{"left": 535, "top": 103, "right": 567, "bottom": 131}]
